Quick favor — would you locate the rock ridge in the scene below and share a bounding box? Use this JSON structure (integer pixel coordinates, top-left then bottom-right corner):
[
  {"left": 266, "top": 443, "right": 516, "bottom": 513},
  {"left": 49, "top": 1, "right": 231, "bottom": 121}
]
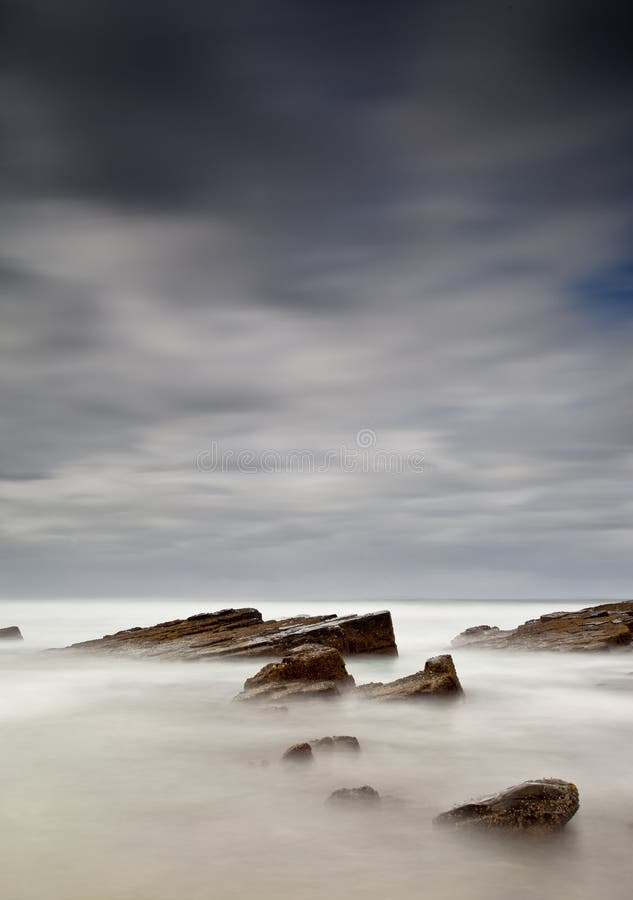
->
[
  {"left": 65, "top": 607, "right": 397, "bottom": 660},
  {"left": 452, "top": 601, "right": 633, "bottom": 652}
]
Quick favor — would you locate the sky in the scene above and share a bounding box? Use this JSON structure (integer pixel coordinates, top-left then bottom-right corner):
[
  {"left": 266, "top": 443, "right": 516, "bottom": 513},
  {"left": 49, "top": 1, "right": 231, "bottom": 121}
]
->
[{"left": 1, "top": 0, "right": 632, "bottom": 600}]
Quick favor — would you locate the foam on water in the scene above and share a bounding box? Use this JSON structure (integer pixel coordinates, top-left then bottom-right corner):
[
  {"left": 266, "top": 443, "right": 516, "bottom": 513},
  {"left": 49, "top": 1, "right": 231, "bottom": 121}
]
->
[{"left": 1, "top": 599, "right": 631, "bottom": 900}]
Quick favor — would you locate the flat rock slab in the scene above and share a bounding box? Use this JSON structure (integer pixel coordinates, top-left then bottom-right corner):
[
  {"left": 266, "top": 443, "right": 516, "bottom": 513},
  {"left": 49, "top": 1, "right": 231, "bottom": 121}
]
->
[
  {"left": 65, "top": 607, "right": 397, "bottom": 660},
  {"left": 451, "top": 625, "right": 500, "bottom": 647},
  {"left": 434, "top": 778, "right": 579, "bottom": 832},
  {"left": 355, "top": 654, "right": 463, "bottom": 700},
  {"left": 452, "top": 601, "right": 633, "bottom": 651},
  {"left": 0, "top": 626, "right": 23, "bottom": 641}
]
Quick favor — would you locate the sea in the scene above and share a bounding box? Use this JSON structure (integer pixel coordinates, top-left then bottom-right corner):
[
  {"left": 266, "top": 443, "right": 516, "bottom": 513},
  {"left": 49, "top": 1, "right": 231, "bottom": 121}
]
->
[{"left": 1, "top": 598, "right": 632, "bottom": 900}]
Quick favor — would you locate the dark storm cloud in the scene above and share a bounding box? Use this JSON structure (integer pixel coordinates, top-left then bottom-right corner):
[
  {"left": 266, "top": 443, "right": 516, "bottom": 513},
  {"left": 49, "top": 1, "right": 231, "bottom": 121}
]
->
[
  {"left": 1, "top": 0, "right": 407, "bottom": 218},
  {"left": 3, "top": 2, "right": 632, "bottom": 205},
  {"left": 1, "top": 0, "right": 632, "bottom": 597}
]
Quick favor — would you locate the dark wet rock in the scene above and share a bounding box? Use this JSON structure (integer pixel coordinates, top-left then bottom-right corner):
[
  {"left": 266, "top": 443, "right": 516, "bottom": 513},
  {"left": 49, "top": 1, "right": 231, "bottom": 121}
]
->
[
  {"left": 451, "top": 625, "right": 500, "bottom": 647},
  {"left": 452, "top": 601, "right": 633, "bottom": 651},
  {"left": 236, "top": 644, "right": 354, "bottom": 703},
  {"left": 282, "top": 742, "right": 314, "bottom": 763},
  {"left": 355, "top": 654, "right": 463, "bottom": 700},
  {"left": 64, "top": 607, "right": 397, "bottom": 660},
  {"left": 0, "top": 626, "right": 23, "bottom": 641},
  {"left": 434, "top": 778, "right": 579, "bottom": 832},
  {"left": 310, "top": 735, "right": 360, "bottom": 753},
  {"left": 327, "top": 785, "right": 381, "bottom": 806}
]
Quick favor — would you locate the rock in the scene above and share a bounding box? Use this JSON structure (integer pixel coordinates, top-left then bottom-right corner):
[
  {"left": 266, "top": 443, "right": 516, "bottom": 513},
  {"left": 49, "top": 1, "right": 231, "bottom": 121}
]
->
[
  {"left": 236, "top": 680, "right": 343, "bottom": 703},
  {"left": 282, "top": 742, "right": 314, "bottom": 763},
  {"left": 64, "top": 607, "right": 397, "bottom": 660},
  {"left": 277, "top": 735, "right": 360, "bottom": 760},
  {"left": 451, "top": 625, "right": 500, "bottom": 647},
  {"left": 310, "top": 735, "right": 360, "bottom": 753},
  {"left": 0, "top": 626, "right": 23, "bottom": 641},
  {"left": 355, "top": 654, "right": 463, "bottom": 700},
  {"left": 235, "top": 644, "right": 354, "bottom": 703},
  {"left": 243, "top": 644, "right": 354, "bottom": 688},
  {"left": 434, "top": 778, "right": 579, "bottom": 832},
  {"left": 327, "top": 786, "right": 381, "bottom": 806},
  {"left": 452, "top": 601, "right": 633, "bottom": 651},
  {"left": 239, "top": 680, "right": 341, "bottom": 704}
]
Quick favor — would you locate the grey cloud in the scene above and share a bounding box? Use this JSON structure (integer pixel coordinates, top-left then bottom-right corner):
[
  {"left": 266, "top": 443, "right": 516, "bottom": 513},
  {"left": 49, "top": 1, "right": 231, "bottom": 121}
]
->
[{"left": 0, "top": 1, "right": 632, "bottom": 598}]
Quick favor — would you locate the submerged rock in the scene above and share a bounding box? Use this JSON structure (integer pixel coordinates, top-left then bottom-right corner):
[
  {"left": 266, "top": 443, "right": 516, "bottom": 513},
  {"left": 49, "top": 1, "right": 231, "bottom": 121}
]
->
[
  {"left": 65, "top": 607, "right": 397, "bottom": 660},
  {"left": 0, "top": 626, "right": 23, "bottom": 641},
  {"left": 236, "top": 644, "right": 354, "bottom": 703},
  {"left": 451, "top": 601, "right": 633, "bottom": 651},
  {"left": 355, "top": 654, "right": 463, "bottom": 700},
  {"left": 282, "top": 742, "right": 314, "bottom": 763},
  {"left": 434, "top": 778, "right": 579, "bottom": 832},
  {"left": 327, "top": 786, "right": 380, "bottom": 806},
  {"left": 310, "top": 735, "right": 360, "bottom": 753},
  {"left": 237, "top": 680, "right": 342, "bottom": 703}
]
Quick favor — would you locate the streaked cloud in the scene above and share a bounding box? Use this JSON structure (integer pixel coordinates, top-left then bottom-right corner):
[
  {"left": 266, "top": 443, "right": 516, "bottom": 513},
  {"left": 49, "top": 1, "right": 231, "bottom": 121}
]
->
[{"left": 1, "top": 1, "right": 631, "bottom": 598}]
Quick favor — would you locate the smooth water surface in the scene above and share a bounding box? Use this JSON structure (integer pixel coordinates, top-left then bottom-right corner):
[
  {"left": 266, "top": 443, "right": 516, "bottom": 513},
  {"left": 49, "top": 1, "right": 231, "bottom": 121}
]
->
[{"left": 1, "top": 600, "right": 632, "bottom": 900}]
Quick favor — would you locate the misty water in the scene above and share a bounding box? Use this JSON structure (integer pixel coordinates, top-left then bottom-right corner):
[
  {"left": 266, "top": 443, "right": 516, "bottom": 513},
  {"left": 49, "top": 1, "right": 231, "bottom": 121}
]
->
[{"left": 1, "top": 600, "right": 632, "bottom": 900}]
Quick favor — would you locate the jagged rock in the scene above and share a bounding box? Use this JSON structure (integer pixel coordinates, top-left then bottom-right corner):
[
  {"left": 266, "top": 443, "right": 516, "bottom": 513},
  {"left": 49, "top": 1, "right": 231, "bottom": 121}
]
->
[
  {"left": 452, "top": 601, "right": 633, "bottom": 651},
  {"left": 434, "top": 779, "right": 579, "bottom": 832},
  {"left": 64, "top": 607, "right": 397, "bottom": 660},
  {"left": 0, "top": 626, "right": 23, "bottom": 641},
  {"left": 327, "top": 786, "right": 380, "bottom": 806},
  {"left": 355, "top": 654, "right": 463, "bottom": 700},
  {"left": 310, "top": 736, "right": 360, "bottom": 753},
  {"left": 451, "top": 625, "right": 500, "bottom": 647},
  {"left": 235, "top": 644, "right": 354, "bottom": 703},
  {"left": 282, "top": 742, "right": 314, "bottom": 763}
]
